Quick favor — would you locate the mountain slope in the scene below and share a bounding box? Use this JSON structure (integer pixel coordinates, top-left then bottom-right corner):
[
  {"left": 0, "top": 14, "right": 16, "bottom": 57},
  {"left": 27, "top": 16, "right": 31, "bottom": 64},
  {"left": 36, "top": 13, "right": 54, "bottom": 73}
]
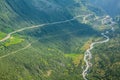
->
[
  {"left": 88, "top": 0, "right": 120, "bottom": 17},
  {"left": 0, "top": 0, "right": 99, "bottom": 80},
  {"left": 0, "top": 0, "right": 120, "bottom": 80}
]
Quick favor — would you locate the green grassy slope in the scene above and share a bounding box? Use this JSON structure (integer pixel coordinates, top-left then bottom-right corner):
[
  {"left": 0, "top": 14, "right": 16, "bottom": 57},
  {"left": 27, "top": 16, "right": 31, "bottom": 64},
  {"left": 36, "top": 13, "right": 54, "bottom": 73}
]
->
[
  {"left": 0, "top": 0, "right": 31, "bottom": 33},
  {"left": 0, "top": 0, "right": 98, "bottom": 80},
  {"left": 0, "top": 0, "right": 119, "bottom": 80}
]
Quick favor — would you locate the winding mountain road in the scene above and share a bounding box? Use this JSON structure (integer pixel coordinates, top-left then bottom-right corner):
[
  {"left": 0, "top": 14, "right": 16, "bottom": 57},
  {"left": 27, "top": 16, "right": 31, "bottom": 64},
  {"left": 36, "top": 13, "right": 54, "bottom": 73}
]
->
[
  {"left": 83, "top": 14, "right": 93, "bottom": 24},
  {"left": 0, "top": 27, "right": 88, "bottom": 59},
  {"left": 0, "top": 15, "right": 87, "bottom": 43},
  {"left": 0, "top": 24, "right": 45, "bottom": 42},
  {"left": 0, "top": 43, "right": 31, "bottom": 59},
  {"left": 0, "top": 14, "right": 92, "bottom": 59},
  {"left": 0, "top": 14, "right": 115, "bottom": 80}
]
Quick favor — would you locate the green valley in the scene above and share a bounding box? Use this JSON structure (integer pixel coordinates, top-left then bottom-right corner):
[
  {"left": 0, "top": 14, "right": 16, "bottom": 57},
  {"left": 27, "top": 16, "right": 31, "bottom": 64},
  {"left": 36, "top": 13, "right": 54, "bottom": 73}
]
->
[{"left": 0, "top": 0, "right": 120, "bottom": 80}]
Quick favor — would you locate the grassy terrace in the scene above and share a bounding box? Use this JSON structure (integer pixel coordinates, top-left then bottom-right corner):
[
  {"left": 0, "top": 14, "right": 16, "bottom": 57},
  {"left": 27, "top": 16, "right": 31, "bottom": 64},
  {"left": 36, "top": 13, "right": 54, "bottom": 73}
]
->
[
  {"left": 0, "top": 32, "right": 6, "bottom": 40},
  {"left": 4, "top": 35, "right": 24, "bottom": 47},
  {"left": 65, "top": 53, "right": 84, "bottom": 66},
  {"left": 0, "top": 32, "right": 24, "bottom": 47}
]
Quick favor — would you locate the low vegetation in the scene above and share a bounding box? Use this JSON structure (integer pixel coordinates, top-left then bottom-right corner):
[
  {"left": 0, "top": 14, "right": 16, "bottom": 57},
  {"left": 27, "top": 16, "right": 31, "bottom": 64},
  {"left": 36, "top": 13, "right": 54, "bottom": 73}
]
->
[{"left": 0, "top": 0, "right": 119, "bottom": 80}]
